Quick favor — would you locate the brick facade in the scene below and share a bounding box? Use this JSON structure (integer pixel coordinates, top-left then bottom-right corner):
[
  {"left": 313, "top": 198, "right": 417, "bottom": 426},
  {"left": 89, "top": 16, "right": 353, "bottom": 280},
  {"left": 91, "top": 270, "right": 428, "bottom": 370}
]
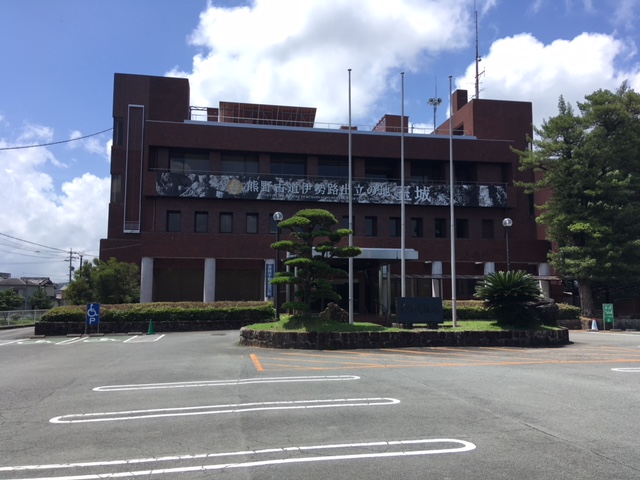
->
[{"left": 100, "top": 73, "right": 555, "bottom": 312}]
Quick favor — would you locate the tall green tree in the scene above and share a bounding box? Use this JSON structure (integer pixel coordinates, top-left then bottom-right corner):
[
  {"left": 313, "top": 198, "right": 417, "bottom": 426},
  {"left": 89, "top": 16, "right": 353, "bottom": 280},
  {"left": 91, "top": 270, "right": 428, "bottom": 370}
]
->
[
  {"left": 28, "top": 287, "right": 53, "bottom": 309},
  {"left": 271, "top": 209, "right": 362, "bottom": 313},
  {"left": 65, "top": 258, "right": 140, "bottom": 305},
  {"left": 516, "top": 83, "right": 640, "bottom": 316},
  {"left": 0, "top": 289, "right": 24, "bottom": 311}
]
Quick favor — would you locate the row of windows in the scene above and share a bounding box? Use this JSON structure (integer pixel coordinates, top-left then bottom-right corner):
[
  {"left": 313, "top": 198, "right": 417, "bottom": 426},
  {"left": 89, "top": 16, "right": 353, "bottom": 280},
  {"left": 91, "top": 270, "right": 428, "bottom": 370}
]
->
[
  {"left": 151, "top": 148, "right": 510, "bottom": 184},
  {"left": 165, "top": 211, "right": 501, "bottom": 239}
]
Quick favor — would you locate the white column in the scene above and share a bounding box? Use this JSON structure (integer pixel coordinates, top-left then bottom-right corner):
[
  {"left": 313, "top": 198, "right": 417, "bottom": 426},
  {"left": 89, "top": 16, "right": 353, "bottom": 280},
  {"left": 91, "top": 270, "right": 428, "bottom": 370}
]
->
[
  {"left": 538, "top": 262, "right": 551, "bottom": 298},
  {"left": 203, "top": 258, "right": 216, "bottom": 302},
  {"left": 431, "top": 261, "right": 443, "bottom": 298},
  {"left": 484, "top": 262, "right": 495, "bottom": 275},
  {"left": 140, "top": 257, "right": 154, "bottom": 303}
]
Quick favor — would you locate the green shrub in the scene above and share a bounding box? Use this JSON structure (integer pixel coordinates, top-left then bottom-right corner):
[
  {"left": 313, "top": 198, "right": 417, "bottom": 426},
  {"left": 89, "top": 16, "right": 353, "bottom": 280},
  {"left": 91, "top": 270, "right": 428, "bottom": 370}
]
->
[
  {"left": 474, "top": 271, "right": 542, "bottom": 327},
  {"left": 557, "top": 303, "right": 581, "bottom": 320},
  {"left": 442, "top": 300, "right": 493, "bottom": 320},
  {"left": 40, "top": 301, "right": 274, "bottom": 324}
]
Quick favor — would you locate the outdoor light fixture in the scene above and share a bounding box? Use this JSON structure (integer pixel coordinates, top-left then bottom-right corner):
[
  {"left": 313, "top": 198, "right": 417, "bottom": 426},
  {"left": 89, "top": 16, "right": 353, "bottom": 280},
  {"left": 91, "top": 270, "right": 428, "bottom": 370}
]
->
[
  {"left": 502, "top": 217, "right": 513, "bottom": 271},
  {"left": 273, "top": 212, "right": 283, "bottom": 319}
]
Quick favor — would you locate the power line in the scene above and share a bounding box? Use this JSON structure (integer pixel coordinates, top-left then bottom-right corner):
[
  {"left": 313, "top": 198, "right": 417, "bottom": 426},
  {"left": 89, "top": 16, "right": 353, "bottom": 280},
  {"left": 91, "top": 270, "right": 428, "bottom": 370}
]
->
[
  {"left": 0, "top": 127, "right": 113, "bottom": 151},
  {"left": 0, "top": 232, "right": 67, "bottom": 253}
]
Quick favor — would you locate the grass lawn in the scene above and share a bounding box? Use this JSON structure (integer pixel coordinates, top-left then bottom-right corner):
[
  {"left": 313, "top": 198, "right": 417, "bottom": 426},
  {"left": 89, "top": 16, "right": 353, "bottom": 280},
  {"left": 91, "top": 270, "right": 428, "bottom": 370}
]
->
[{"left": 245, "top": 316, "right": 562, "bottom": 333}]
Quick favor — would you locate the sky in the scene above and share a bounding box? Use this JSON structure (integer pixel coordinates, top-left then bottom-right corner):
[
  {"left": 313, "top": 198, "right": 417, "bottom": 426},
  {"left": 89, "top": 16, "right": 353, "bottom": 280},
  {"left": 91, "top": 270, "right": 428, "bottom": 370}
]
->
[{"left": 1, "top": 0, "right": 640, "bottom": 284}]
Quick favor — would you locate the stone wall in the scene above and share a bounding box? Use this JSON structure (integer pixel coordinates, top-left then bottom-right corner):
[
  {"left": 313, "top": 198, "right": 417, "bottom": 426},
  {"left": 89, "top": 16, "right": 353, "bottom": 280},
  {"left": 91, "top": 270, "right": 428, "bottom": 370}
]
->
[{"left": 239, "top": 328, "right": 570, "bottom": 350}]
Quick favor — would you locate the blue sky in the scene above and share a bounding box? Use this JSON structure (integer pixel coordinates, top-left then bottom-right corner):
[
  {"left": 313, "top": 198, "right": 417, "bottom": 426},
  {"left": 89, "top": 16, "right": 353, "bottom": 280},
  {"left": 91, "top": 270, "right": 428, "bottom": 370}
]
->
[{"left": 1, "top": 0, "right": 639, "bottom": 283}]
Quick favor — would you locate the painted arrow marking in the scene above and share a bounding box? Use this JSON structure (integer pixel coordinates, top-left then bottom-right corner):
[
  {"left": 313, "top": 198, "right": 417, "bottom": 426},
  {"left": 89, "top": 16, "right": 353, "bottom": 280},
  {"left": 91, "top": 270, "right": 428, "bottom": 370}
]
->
[
  {"left": 0, "top": 438, "right": 476, "bottom": 478},
  {"left": 50, "top": 397, "right": 399, "bottom": 424}
]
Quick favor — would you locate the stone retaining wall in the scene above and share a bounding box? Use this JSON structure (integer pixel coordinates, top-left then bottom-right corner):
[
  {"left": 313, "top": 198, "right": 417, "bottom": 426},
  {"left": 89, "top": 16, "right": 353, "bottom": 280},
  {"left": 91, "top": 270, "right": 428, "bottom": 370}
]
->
[{"left": 239, "top": 328, "right": 570, "bottom": 349}]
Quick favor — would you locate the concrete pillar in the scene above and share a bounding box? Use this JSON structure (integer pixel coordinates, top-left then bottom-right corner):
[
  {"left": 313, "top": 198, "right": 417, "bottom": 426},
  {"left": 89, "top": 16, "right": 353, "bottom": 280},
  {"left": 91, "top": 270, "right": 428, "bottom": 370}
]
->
[
  {"left": 140, "top": 257, "right": 154, "bottom": 303},
  {"left": 538, "top": 262, "right": 551, "bottom": 298},
  {"left": 484, "top": 262, "right": 495, "bottom": 275},
  {"left": 203, "top": 258, "right": 216, "bottom": 302},
  {"left": 431, "top": 261, "right": 443, "bottom": 298}
]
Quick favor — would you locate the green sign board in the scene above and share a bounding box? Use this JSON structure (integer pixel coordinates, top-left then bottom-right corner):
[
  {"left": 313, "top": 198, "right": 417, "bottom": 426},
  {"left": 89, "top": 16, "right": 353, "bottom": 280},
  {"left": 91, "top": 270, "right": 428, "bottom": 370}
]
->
[{"left": 603, "top": 303, "right": 614, "bottom": 326}]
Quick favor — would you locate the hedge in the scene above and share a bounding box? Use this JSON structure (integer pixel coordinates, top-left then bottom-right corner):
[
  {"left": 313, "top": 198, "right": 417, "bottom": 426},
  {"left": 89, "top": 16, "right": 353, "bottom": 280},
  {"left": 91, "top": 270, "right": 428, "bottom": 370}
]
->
[
  {"left": 40, "top": 301, "right": 274, "bottom": 324},
  {"left": 441, "top": 300, "right": 580, "bottom": 321}
]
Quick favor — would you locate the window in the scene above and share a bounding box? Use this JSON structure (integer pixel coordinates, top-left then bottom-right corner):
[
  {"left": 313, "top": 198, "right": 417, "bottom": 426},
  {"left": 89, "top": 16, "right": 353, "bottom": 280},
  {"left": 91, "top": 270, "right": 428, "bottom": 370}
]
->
[
  {"left": 219, "top": 213, "right": 233, "bottom": 233},
  {"left": 319, "top": 157, "right": 348, "bottom": 178},
  {"left": 166, "top": 211, "right": 181, "bottom": 232},
  {"left": 246, "top": 213, "right": 258, "bottom": 234},
  {"left": 455, "top": 163, "right": 477, "bottom": 183},
  {"left": 221, "top": 153, "right": 259, "bottom": 175},
  {"left": 271, "top": 156, "right": 306, "bottom": 176},
  {"left": 110, "top": 174, "right": 122, "bottom": 203},
  {"left": 269, "top": 213, "right": 281, "bottom": 234},
  {"left": 411, "top": 161, "right": 445, "bottom": 183},
  {"left": 195, "top": 212, "right": 208, "bottom": 233},
  {"left": 411, "top": 217, "right": 423, "bottom": 237},
  {"left": 365, "top": 159, "right": 395, "bottom": 180},
  {"left": 389, "top": 217, "right": 401, "bottom": 237},
  {"left": 169, "top": 150, "right": 210, "bottom": 173},
  {"left": 342, "top": 215, "right": 355, "bottom": 234},
  {"left": 482, "top": 219, "right": 494, "bottom": 239},
  {"left": 456, "top": 219, "right": 469, "bottom": 238},
  {"left": 365, "top": 216, "right": 377, "bottom": 236},
  {"left": 435, "top": 218, "right": 446, "bottom": 238}
]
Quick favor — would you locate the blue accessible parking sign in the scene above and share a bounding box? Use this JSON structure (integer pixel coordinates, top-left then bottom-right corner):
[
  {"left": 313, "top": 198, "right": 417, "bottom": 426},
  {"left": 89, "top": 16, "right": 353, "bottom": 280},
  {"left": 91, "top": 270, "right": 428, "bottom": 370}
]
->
[{"left": 87, "top": 303, "right": 100, "bottom": 326}]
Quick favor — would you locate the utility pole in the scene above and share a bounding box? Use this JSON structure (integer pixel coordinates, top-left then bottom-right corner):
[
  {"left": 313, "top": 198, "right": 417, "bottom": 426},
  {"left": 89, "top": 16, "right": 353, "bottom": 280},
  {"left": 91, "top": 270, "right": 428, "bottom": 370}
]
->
[{"left": 66, "top": 249, "right": 78, "bottom": 282}]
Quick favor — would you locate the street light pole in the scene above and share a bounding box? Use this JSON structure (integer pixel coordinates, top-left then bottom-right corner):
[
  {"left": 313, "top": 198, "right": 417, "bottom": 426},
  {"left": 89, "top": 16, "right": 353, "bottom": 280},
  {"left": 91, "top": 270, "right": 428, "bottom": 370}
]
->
[
  {"left": 502, "top": 217, "right": 513, "bottom": 271},
  {"left": 273, "top": 212, "right": 283, "bottom": 319}
]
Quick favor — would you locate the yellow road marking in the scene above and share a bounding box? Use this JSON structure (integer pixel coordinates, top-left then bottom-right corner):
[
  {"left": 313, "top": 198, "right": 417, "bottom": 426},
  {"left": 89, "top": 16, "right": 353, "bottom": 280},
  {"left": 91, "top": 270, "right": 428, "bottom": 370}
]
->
[{"left": 250, "top": 354, "right": 264, "bottom": 372}]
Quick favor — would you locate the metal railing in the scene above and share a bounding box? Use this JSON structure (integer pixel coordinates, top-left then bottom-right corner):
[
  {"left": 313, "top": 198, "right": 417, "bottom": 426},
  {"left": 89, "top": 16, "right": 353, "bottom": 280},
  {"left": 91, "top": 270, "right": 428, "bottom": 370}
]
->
[
  {"left": 0, "top": 309, "right": 49, "bottom": 326},
  {"left": 188, "top": 106, "right": 470, "bottom": 136}
]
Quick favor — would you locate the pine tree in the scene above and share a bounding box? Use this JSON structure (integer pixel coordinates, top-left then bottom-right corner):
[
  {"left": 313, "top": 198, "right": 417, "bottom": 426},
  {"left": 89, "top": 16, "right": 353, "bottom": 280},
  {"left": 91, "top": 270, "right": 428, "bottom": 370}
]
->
[{"left": 516, "top": 83, "right": 640, "bottom": 316}]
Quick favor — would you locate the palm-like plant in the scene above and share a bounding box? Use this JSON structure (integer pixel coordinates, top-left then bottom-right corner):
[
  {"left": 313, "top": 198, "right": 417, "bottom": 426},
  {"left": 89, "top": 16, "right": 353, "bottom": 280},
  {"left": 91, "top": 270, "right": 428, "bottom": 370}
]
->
[{"left": 474, "top": 271, "right": 542, "bottom": 326}]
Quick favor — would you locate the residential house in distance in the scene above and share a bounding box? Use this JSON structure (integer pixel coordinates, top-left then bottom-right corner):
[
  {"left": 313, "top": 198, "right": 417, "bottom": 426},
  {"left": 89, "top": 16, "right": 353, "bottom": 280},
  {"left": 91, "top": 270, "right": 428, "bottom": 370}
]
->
[
  {"left": 0, "top": 276, "right": 57, "bottom": 309},
  {"left": 99, "top": 73, "right": 557, "bottom": 315}
]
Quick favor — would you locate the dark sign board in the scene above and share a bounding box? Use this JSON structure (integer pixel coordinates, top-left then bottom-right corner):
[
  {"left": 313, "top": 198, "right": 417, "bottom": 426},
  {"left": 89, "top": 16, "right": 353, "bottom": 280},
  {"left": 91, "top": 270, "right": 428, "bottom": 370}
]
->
[{"left": 396, "top": 297, "right": 444, "bottom": 324}]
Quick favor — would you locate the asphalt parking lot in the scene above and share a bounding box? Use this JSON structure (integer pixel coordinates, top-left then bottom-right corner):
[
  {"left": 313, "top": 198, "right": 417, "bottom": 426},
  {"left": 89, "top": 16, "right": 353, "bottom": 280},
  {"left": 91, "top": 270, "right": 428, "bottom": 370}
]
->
[{"left": 1, "top": 327, "right": 639, "bottom": 479}]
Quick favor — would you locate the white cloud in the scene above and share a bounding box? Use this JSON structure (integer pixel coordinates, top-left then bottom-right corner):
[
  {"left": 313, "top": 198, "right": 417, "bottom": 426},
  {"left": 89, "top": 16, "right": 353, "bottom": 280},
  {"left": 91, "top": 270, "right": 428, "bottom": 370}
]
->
[
  {"left": 170, "top": 0, "right": 475, "bottom": 124},
  {"left": 68, "top": 130, "right": 111, "bottom": 159},
  {"left": 0, "top": 125, "right": 109, "bottom": 282},
  {"left": 457, "top": 31, "right": 640, "bottom": 127}
]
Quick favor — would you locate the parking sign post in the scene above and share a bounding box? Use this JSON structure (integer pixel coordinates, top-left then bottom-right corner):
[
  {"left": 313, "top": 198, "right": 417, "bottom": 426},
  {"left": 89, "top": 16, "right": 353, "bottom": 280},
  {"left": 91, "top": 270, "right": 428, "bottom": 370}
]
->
[{"left": 86, "top": 303, "right": 101, "bottom": 335}]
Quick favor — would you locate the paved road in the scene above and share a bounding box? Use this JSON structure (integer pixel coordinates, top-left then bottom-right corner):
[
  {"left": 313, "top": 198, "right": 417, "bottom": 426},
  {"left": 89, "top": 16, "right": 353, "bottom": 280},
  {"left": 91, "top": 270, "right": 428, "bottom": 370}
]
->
[{"left": 1, "top": 327, "right": 639, "bottom": 479}]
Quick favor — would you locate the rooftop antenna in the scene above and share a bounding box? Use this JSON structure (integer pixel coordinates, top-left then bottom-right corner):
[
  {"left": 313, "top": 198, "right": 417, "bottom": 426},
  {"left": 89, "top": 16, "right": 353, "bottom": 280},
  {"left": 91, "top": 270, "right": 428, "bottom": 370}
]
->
[
  {"left": 428, "top": 78, "right": 442, "bottom": 133},
  {"left": 474, "top": 0, "right": 485, "bottom": 99}
]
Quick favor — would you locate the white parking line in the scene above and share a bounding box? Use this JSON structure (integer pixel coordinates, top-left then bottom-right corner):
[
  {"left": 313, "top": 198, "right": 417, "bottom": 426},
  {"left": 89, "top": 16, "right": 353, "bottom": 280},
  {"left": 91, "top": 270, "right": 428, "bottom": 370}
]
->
[
  {"left": 612, "top": 367, "right": 640, "bottom": 372},
  {"left": 0, "top": 438, "right": 476, "bottom": 478},
  {"left": 124, "top": 334, "right": 165, "bottom": 343},
  {"left": 0, "top": 340, "right": 21, "bottom": 346},
  {"left": 50, "top": 398, "right": 400, "bottom": 423},
  {"left": 56, "top": 337, "right": 84, "bottom": 345},
  {"left": 93, "top": 375, "right": 360, "bottom": 392}
]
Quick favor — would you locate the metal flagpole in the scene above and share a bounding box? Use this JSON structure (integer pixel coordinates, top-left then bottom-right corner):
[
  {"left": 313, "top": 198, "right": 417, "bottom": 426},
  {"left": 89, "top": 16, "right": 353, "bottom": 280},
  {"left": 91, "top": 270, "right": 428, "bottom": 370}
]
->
[
  {"left": 449, "top": 75, "right": 458, "bottom": 328},
  {"left": 348, "top": 69, "right": 354, "bottom": 325},
  {"left": 400, "top": 72, "right": 406, "bottom": 298}
]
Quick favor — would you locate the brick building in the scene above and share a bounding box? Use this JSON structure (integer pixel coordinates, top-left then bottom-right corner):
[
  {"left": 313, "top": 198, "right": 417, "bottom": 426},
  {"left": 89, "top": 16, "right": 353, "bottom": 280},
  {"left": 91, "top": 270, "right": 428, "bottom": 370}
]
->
[{"left": 99, "top": 73, "right": 556, "bottom": 314}]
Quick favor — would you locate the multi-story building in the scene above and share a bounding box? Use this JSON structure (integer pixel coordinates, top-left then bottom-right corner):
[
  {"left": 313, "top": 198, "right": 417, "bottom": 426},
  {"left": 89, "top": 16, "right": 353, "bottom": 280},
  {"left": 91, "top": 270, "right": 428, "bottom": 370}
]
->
[{"left": 100, "top": 73, "right": 556, "bottom": 314}]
